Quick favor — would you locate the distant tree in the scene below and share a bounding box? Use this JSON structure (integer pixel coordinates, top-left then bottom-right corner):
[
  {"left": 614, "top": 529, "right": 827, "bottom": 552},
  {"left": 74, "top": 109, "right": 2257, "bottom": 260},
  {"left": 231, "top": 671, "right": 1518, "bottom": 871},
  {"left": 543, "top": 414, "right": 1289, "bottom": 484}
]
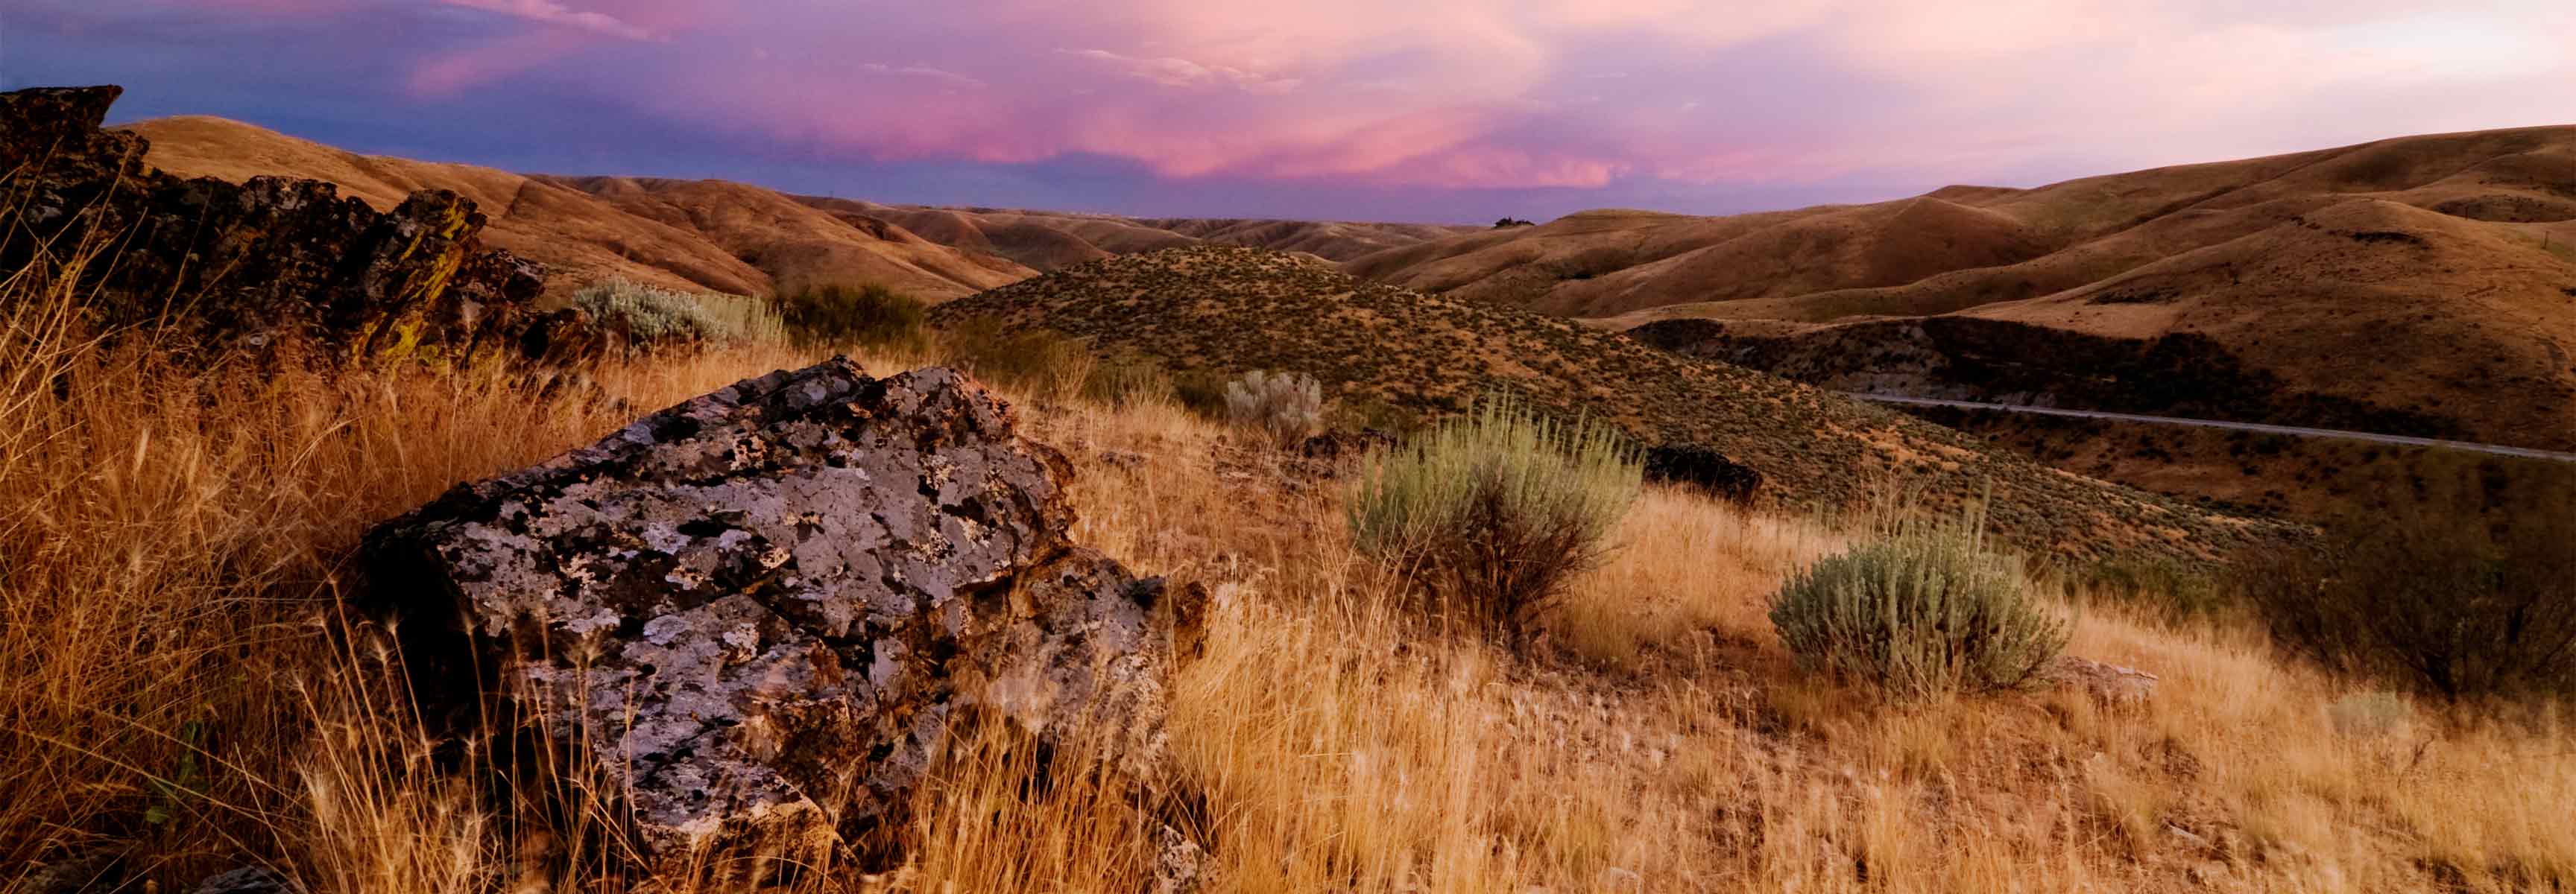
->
[{"left": 1492, "top": 218, "right": 1537, "bottom": 229}]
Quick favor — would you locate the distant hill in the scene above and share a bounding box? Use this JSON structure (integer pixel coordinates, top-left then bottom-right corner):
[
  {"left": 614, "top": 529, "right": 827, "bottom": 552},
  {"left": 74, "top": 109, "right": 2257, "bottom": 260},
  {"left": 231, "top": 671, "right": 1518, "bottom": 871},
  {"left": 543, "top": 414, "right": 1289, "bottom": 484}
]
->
[
  {"left": 931, "top": 246, "right": 2285, "bottom": 561},
  {"left": 124, "top": 115, "right": 1476, "bottom": 299},
  {"left": 1350, "top": 125, "right": 2576, "bottom": 460},
  {"left": 121, "top": 115, "right": 1033, "bottom": 300}
]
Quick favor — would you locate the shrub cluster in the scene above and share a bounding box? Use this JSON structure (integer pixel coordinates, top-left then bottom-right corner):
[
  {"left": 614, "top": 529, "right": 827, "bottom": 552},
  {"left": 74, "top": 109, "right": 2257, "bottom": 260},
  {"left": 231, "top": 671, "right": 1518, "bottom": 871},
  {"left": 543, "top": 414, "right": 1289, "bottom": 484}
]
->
[
  {"left": 1223, "top": 370, "right": 1324, "bottom": 446},
  {"left": 777, "top": 282, "right": 930, "bottom": 352},
  {"left": 1346, "top": 396, "right": 1642, "bottom": 645},
  {"left": 2238, "top": 510, "right": 2576, "bottom": 701},
  {"left": 1770, "top": 522, "right": 2068, "bottom": 700},
  {"left": 938, "top": 318, "right": 1091, "bottom": 399},
  {"left": 569, "top": 279, "right": 783, "bottom": 348}
]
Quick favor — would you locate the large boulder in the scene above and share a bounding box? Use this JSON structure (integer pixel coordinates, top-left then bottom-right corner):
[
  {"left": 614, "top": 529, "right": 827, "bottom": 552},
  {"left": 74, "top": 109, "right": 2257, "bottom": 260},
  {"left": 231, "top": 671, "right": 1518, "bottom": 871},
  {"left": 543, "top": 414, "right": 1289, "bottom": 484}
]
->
[
  {"left": 360, "top": 358, "right": 1204, "bottom": 878},
  {"left": 0, "top": 85, "right": 564, "bottom": 366}
]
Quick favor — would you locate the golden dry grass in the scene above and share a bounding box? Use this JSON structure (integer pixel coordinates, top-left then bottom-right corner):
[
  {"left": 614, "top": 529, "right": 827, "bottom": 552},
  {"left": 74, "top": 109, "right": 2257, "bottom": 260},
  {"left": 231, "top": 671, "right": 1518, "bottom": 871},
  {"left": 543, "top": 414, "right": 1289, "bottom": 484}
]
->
[{"left": 5, "top": 264, "right": 2575, "bottom": 893}]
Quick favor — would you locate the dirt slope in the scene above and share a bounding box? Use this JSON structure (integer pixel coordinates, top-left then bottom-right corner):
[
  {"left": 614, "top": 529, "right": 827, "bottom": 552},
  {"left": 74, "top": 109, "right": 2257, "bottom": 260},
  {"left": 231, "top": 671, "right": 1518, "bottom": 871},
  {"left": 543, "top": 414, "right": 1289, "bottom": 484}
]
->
[
  {"left": 123, "top": 115, "right": 1033, "bottom": 299},
  {"left": 931, "top": 246, "right": 2285, "bottom": 562}
]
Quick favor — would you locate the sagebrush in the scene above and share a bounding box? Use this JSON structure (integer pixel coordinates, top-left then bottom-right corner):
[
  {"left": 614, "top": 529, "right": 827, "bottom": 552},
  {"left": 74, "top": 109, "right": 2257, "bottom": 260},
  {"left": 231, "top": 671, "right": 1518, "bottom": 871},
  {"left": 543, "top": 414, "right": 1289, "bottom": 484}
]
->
[
  {"left": 1345, "top": 396, "right": 1641, "bottom": 644},
  {"left": 1223, "top": 370, "right": 1324, "bottom": 446},
  {"left": 1770, "top": 522, "right": 2068, "bottom": 700},
  {"left": 570, "top": 278, "right": 783, "bottom": 347}
]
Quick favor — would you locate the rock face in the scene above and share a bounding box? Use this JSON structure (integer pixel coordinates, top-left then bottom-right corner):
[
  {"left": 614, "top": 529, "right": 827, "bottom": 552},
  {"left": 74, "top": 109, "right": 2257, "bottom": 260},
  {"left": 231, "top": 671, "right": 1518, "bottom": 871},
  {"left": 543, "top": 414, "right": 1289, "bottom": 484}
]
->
[
  {"left": 0, "top": 85, "right": 575, "bottom": 365},
  {"left": 361, "top": 358, "right": 1202, "bottom": 876}
]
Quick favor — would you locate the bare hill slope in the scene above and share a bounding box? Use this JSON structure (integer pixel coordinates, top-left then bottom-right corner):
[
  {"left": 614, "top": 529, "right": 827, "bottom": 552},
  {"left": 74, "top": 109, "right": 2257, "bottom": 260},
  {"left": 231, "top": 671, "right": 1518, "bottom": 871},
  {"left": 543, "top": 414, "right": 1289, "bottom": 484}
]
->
[{"left": 1361, "top": 124, "right": 2576, "bottom": 324}]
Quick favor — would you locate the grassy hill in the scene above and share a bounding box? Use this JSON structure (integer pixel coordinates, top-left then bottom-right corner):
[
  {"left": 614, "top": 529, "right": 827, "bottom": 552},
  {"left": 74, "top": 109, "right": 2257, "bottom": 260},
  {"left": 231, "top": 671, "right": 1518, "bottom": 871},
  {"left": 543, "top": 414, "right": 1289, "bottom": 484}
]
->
[{"left": 931, "top": 246, "right": 2285, "bottom": 561}]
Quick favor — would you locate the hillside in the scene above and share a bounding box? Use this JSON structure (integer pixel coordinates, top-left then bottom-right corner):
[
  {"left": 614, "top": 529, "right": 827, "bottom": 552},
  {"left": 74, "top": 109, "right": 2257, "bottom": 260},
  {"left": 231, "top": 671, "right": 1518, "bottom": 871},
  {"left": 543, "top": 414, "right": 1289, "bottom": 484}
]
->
[
  {"left": 930, "top": 246, "right": 2284, "bottom": 561},
  {"left": 121, "top": 115, "right": 1032, "bottom": 300},
  {"left": 1357, "top": 125, "right": 2576, "bottom": 322},
  {"left": 1353, "top": 127, "right": 2576, "bottom": 457},
  {"left": 1636, "top": 199, "right": 2576, "bottom": 452},
  {"left": 804, "top": 198, "right": 1478, "bottom": 270}
]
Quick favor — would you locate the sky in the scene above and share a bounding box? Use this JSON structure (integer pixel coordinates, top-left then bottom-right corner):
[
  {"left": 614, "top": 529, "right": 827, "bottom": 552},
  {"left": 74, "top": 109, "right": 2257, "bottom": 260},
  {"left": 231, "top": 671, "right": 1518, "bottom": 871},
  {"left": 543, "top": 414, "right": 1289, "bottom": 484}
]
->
[{"left": 7, "top": 1, "right": 2573, "bottom": 223}]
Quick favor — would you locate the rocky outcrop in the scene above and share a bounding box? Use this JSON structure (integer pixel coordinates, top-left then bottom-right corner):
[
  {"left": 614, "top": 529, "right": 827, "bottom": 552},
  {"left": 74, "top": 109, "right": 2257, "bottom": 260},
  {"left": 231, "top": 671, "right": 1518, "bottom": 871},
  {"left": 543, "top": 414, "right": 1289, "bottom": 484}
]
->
[
  {"left": 360, "top": 358, "right": 1204, "bottom": 880},
  {"left": 0, "top": 85, "right": 575, "bottom": 366}
]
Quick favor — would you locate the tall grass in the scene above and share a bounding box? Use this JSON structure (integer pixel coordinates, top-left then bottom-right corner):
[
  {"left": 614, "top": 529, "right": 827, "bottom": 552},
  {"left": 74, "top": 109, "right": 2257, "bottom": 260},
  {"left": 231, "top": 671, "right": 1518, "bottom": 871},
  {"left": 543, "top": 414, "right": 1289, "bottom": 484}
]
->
[{"left": 7, "top": 219, "right": 2576, "bottom": 893}]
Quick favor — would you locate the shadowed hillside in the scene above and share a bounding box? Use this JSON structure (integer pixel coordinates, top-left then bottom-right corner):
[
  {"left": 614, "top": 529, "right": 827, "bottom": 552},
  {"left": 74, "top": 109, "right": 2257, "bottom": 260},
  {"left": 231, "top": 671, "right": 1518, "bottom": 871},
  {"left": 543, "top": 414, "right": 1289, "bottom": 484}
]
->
[{"left": 931, "top": 246, "right": 2285, "bottom": 561}]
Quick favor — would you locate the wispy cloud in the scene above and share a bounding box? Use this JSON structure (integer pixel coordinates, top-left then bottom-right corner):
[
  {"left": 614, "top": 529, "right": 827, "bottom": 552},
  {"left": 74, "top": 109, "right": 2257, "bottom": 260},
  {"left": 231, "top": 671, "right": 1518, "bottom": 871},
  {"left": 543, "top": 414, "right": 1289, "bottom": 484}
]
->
[
  {"left": 1060, "top": 48, "right": 1302, "bottom": 95},
  {"left": 440, "top": 0, "right": 655, "bottom": 40},
  {"left": 860, "top": 63, "right": 985, "bottom": 89}
]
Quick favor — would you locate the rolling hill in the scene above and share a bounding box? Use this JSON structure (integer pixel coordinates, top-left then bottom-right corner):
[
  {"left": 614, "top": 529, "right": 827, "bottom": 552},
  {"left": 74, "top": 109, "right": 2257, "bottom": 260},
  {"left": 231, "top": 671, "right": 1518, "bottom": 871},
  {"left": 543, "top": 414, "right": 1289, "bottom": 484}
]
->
[
  {"left": 1350, "top": 125, "right": 2576, "bottom": 463},
  {"left": 930, "top": 246, "right": 2286, "bottom": 562},
  {"left": 121, "top": 115, "right": 1033, "bottom": 300},
  {"left": 124, "top": 115, "right": 1476, "bottom": 299}
]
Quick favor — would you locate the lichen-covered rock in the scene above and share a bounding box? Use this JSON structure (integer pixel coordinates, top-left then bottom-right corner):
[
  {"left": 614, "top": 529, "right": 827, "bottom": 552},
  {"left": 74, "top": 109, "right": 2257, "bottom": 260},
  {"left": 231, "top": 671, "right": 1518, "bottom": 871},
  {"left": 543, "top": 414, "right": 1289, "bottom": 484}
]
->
[
  {"left": 361, "top": 358, "right": 1204, "bottom": 877},
  {"left": 0, "top": 84, "right": 564, "bottom": 365}
]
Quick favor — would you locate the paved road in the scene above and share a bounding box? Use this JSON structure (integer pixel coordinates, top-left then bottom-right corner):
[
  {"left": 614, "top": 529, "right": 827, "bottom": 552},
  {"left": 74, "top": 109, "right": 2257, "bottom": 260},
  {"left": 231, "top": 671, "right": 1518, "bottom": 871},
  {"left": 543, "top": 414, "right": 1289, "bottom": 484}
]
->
[{"left": 1847, "top": 393, "right": 2576, "bottom": 464}]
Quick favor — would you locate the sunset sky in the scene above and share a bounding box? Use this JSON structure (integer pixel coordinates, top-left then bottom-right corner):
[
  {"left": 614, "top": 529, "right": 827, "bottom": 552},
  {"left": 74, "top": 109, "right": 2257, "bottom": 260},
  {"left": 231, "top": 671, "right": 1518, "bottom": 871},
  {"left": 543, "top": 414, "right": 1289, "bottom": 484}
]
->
[{"left": 11, "top": 0, "right": 2573, "bottom": 222}]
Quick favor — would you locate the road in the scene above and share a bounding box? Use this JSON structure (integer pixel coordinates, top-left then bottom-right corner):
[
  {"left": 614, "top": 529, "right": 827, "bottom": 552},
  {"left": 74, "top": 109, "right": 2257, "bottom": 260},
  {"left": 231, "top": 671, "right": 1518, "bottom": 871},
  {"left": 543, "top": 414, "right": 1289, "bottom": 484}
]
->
[{"left": 1846, "top": 393, "right": 2576, "bottom": 464}]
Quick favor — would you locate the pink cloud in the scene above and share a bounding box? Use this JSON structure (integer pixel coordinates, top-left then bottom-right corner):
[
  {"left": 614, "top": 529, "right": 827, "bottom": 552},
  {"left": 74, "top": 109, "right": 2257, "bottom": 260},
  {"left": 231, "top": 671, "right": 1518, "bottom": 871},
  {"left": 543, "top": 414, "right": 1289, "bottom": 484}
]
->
[{"left": 156, "top": 0, "right": 2576, "bottom": 192}]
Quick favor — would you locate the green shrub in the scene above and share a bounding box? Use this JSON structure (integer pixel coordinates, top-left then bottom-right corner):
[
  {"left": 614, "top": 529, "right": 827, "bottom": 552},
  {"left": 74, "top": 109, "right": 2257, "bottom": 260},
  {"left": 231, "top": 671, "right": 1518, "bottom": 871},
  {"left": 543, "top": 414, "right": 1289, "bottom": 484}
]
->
[
  {"left": 1345, "top": 396, "right": 1642, "bottom": 645},
  {"left": 1770, "top": 524, "right": 2069, "bottom": 700},
  {"left": 779, "top": 282, "right": 929, "bottom": 351},
  {"left": 569, "top": 279, "right": 783, "bottom": 347},
  {"left": 1223, "top": 370, "right": 1324, "bottom": 446},
  {"left": 2238, "top": 510, "right": 2576, "bottom": 701},
  {"left": 939, "top": 318, "right": 1090, "bottom": 399}
]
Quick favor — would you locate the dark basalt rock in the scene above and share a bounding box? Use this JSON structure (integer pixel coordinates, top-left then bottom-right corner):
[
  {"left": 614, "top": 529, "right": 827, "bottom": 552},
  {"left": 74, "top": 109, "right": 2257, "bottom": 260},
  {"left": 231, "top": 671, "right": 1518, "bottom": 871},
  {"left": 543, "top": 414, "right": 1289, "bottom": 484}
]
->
[
  {"left": 1641, "top": 443, "right": 1765, "bottom": 504},
  {"left": 360, "top": 358, "right": 1205, "bottom": 880},
  {"left": 0, "top": 85, "right": 569, "bottom": 367}
]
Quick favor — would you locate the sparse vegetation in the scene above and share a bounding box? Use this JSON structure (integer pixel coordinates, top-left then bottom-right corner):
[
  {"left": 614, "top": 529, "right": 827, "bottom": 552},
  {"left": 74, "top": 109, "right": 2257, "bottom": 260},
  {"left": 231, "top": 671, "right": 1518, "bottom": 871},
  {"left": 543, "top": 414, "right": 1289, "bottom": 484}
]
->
[
  {"left": 938, "top": 317, "right": 1090, "bottom": 399},
  {"left": 1222, "top": 369, "right": 1324, "bottom": 446},
  {"left": 777, "top": 282, "right": 931, "bottom": 351},
  {"left": 2239, "top": 510, "right": 2576, "bottom": 701},
  {"left": 1081, "top": 352, "right": 1178, "bottom": 409},
  {"left": 570, "top": 278, "right": 785, "bottom": 347},
  {"left": 1345, "top": 396, "right": 1642, "bottom": 644},
  {"left": 1770, "top": 520, "right": 2071, "bottom": 700}
]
